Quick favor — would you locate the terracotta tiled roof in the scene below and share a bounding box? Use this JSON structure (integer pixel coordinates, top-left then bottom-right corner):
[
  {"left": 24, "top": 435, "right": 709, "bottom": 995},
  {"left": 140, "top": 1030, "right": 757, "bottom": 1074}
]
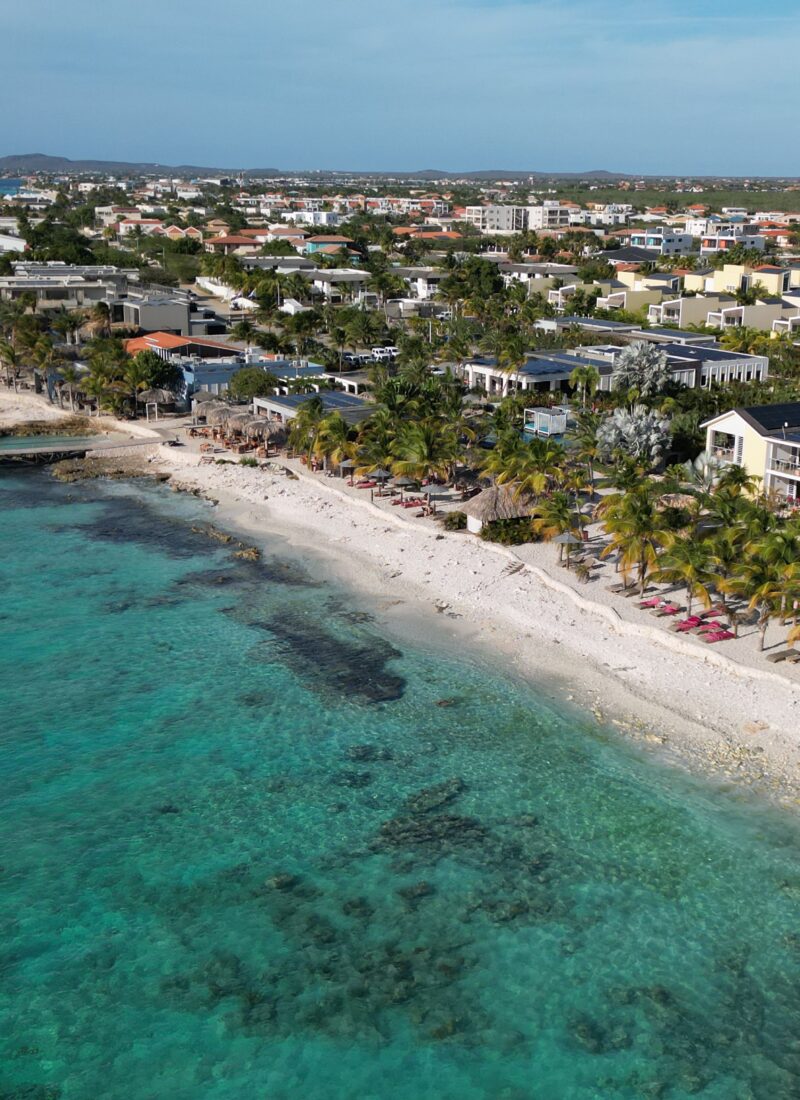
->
[
  {"left": 208, "top": 235, "right": 258, "bottom": 246},
  {"left": 125, "top": 332, "right": 237, "bottom": 354}
]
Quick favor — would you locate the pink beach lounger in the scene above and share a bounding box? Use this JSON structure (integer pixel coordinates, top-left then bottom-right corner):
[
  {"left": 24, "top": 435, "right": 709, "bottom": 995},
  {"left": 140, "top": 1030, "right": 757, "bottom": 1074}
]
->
[
  {"left": 696, "top": 621, "right": 724, "bottom": 633},
  {"left": 639, "top": 597, "right": 663, "bottom": 609},
  {"left": 703, "top": 630, "right": 735, "bottom": 643},
  {"left": 671, "top": 617, "right": 703, "bottom": 633},
  {"left": 652, "top": 604, "right": 681, "bottom": 617}
]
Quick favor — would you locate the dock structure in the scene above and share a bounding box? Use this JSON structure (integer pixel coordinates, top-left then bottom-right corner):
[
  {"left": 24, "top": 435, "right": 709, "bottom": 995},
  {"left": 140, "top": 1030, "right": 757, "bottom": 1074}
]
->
[{"left": 0, "top": 438, "right": 157, "bottom": 465}]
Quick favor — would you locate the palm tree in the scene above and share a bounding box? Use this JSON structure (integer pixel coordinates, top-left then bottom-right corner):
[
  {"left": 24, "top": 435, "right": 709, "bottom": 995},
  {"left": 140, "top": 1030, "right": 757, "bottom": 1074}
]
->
[
  {"left": 287, "top": 395, "right": 326, "bottom": 462},
  {"left": 533, "top": 491, "right": 581, "bottom": 562},
  {"left": 391, "top": 419, "right": 461, "bottom": 484},
  {"left": 0, "top": 340, "right": 19, "bottom": 390},
  {"left": 749, "top": 528, "right": 800, "bottom": 619},
  {"left": 58, "top": 364, "right": 80, "bottom": 412},
  {"left": 497, "top": 333, "right": 528, "bottom": 383},
  {"left": 652, "top": 537, "right": 714, "bottom": 617},
  {"left": 345, "top": 309, "right": 380, "bottom": 353},
  {"left": 509, "top": 437, "right": 566, "bottom": 499},
  {"left": 123, "top": 357, "right": 151, "bottom": 417},
  {"left": 86, "top": 302, "right": 112, "bottom": 339},
  {"left": 355, "top": 408, "right": 398, "bottom": 476},
  {"left": 569, "top": 363, "right": 600, "bottom": 410},
  {"left": 314, "top": 413, "right": 354, "bottom": 471},
  {"left": 600, "top": 485, "right": 666, "bottom": 595},
  {"left": 81, "top": 370, "right": 110, "bottom": 416},
  {"left": 725, "top": 557, "right": 784, "bottom": 652},
  {"left": 230, "top": 319, "right": 257, "bottom": 343},
  {"left": 573, "top": 410, "right": 602, "bottom": 490},
  {"left": 707, "top": 527, "right": 747, "bottom": 633}
]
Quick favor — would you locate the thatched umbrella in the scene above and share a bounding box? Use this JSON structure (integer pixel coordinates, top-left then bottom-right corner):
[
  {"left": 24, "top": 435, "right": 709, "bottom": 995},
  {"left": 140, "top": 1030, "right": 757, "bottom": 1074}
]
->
[
  {"left": 226, "top": 410, "right": 256, "bottom": 432},
  {"left": 137, "top": 388, "right": 175, "bottom": 405},
  {"left": 552, "top": 529, "right": 582, "bottom": 566},
  {"left": 206, "top": 404, "right": 237, "bottom": 427},
  {"left": 462, "top": 485, "right": 535, "bottom": 534},
  {"left": 192, "top": 390, "right": 218, "bottom": 404},
  {"left": 237, "top": 416, "right": 279, "bottom": 440}
]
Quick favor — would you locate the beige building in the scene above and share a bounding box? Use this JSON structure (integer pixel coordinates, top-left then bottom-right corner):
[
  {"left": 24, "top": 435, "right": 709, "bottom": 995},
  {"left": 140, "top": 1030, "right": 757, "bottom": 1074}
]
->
[
  {"left": 704, "top": 403, "right": 800, "bottom": 505},
  {"left": 684, "top": 264, "right": 799, "bottom": 297}
]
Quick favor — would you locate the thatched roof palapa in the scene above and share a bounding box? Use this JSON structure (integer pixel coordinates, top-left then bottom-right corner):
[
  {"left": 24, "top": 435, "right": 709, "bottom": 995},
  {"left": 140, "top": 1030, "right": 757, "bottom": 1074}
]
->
[
  {"left": 137, "top": 388, "right": 175, "bottom": 404},
  {"left": 461, "top": 484, "right": 535, "bottom": 523}
]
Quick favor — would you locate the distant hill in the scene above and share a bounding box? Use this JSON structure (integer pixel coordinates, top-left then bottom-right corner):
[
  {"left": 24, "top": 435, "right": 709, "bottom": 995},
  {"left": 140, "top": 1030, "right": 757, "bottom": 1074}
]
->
[
  {"left": 0, "top": 153, "right": 250, "bottom": 177},
  {"left": 0, "top": 153, "right": 631, "bottom": 181},
  {"left": 2, "top": 154, "right": 793, "bottom": 183}
]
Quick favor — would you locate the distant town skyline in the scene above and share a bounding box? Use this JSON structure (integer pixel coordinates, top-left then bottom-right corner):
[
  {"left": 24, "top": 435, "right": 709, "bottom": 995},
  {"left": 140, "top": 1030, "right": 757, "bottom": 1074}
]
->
[{"left": 7, "top": 0, "right": 799, "bottom": 176}]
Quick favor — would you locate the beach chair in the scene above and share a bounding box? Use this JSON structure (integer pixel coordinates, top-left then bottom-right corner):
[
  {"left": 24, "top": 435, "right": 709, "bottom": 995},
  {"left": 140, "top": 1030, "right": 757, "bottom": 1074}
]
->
[
  {"left": 766, "top": 649, "right": 795, "bottom": 663},
  {"left": 652, "top": 604, "right": 681, "bottom": 617},
  {"left": 703, "top": 630, "right": 734, "bottom": 644},
  {"left": 639, "top": 596, "right": 663, "bottom": 609},
  {"left": 699, "top": 605, "right": 726, "bottom": 619},
  {"left": 670, "top": 616, "right": 703, "bottom": 633},
  {"left": 696, "top": 621, "right": 725, "bottom": 633}
]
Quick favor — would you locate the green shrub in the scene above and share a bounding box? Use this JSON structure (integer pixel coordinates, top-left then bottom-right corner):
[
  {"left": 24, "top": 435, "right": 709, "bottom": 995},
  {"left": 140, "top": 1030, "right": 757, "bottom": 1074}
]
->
[
  {"left": 479, "top": 518, "right": 533, "bottom": 545},
  {"left": 443, "top": 511, "right": 467, "bottom": 531},
  {"left": 239, "top": 457, "right": 259, "bottom": 467}
]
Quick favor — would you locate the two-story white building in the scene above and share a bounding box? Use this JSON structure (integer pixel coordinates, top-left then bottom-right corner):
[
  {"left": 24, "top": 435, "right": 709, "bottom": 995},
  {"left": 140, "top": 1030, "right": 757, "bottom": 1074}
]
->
[{"left": 628, "top": 227, "right": 694, "bottom": 256}]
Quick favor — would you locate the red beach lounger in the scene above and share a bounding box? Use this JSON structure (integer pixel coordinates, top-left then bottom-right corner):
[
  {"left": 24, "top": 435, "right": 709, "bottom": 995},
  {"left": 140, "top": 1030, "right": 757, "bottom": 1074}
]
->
[
  {"left": 671, "top": 617, "right": 703, "bottom": 633},
  {"left": 703, "top": 630, "right": 734, "bottom": 643}
]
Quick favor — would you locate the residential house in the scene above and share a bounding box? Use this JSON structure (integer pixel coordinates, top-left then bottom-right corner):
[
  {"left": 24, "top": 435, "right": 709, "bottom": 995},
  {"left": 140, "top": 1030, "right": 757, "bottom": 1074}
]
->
[
  {"left": 700, "top": 225, "right": 766, "bottom": 254},
  {"left": 703, "top": 403, "right": 800, "bottom": 505},
  {"left": 303, "top": 235, "right": 354, "bottom": 255},
  {"left": 393, "top": 266, "right": 446, "bottom": 300},
  {"left": 124, "top": 332, "right": 240, "bottom": 359},
  {"left": 526, "top": 202, "right": 573, "bottom": 230},
  {"left": 0, "top": 261, "right": 134, "bottom": 309},
  {"left": 463, "top": 205, "right": 527, "bottom": 234},
  {"left": 705, "top": 298, "right": 800, "bottom": 332},
  {"left": 203, "top": 235, "right": 260, "bottom": 255},
  {"left": 306, "top": 268, "right": 368, "bottom": 301},
  {"left": 628, "top": 227, "right": 694, "bottom": 256},
  {"left": 684, "top": 263, "right": 795, "bottom": 297},
  {"left": 647, "top": 294, "right": 737, "bottom": 328}
]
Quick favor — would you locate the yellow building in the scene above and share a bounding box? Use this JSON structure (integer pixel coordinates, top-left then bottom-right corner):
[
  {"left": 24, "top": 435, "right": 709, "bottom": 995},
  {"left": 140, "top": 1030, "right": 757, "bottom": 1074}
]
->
[
  {"left": 704, "top": 403, "right": 800, "bottom": 504},
  {"left": 685, "top": 264, "right": 794, "bottom": 297}
]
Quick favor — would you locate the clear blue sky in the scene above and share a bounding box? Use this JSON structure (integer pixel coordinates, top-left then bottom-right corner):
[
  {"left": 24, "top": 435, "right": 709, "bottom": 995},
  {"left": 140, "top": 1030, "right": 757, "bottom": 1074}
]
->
[{"left": 6, "top": 0, "right": 798, "bottom": 175}]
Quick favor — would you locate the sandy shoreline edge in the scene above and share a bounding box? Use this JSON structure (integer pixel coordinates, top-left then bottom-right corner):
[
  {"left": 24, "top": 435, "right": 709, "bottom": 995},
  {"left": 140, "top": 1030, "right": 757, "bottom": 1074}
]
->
[
  {"left": 3, "top": 392, "right": 800, "bottom": 806},
  {"left": 158, "top": 450, "right": 800, "bottom": 808}
]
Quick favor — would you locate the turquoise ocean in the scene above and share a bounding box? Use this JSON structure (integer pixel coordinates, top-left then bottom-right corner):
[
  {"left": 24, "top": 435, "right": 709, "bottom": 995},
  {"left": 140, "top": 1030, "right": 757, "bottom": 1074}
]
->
[{"left": 2, "top": 470, "right": 800, "bottom": 1100}]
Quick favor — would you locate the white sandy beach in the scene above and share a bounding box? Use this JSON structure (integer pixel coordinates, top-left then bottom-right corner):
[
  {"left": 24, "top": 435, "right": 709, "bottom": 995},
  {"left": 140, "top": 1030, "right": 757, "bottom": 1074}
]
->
[
  {"left": 157, "top": 444, "right": 800, "bottom": 806},
  {"left": 3, "top": 390, "right": 800, "bottom": 804}
]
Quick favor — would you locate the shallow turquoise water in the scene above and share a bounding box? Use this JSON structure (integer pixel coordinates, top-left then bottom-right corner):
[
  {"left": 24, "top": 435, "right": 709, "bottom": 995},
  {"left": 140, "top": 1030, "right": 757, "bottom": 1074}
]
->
[
  {"left": 2, "top": 471, "right": 800, "bottom": 1099},
  {"left": 0, "top": 434, "right": 99, "bottom": 452}
]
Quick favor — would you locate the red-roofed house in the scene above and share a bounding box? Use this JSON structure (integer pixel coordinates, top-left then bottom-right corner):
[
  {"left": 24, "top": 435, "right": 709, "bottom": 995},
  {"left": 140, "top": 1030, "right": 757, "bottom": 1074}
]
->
[
  {"left": 204, "top": 235, "right": 261, "bottom": 255},
  {"left": 125, "top": 332, "right": 240, "bottom": 358}
]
